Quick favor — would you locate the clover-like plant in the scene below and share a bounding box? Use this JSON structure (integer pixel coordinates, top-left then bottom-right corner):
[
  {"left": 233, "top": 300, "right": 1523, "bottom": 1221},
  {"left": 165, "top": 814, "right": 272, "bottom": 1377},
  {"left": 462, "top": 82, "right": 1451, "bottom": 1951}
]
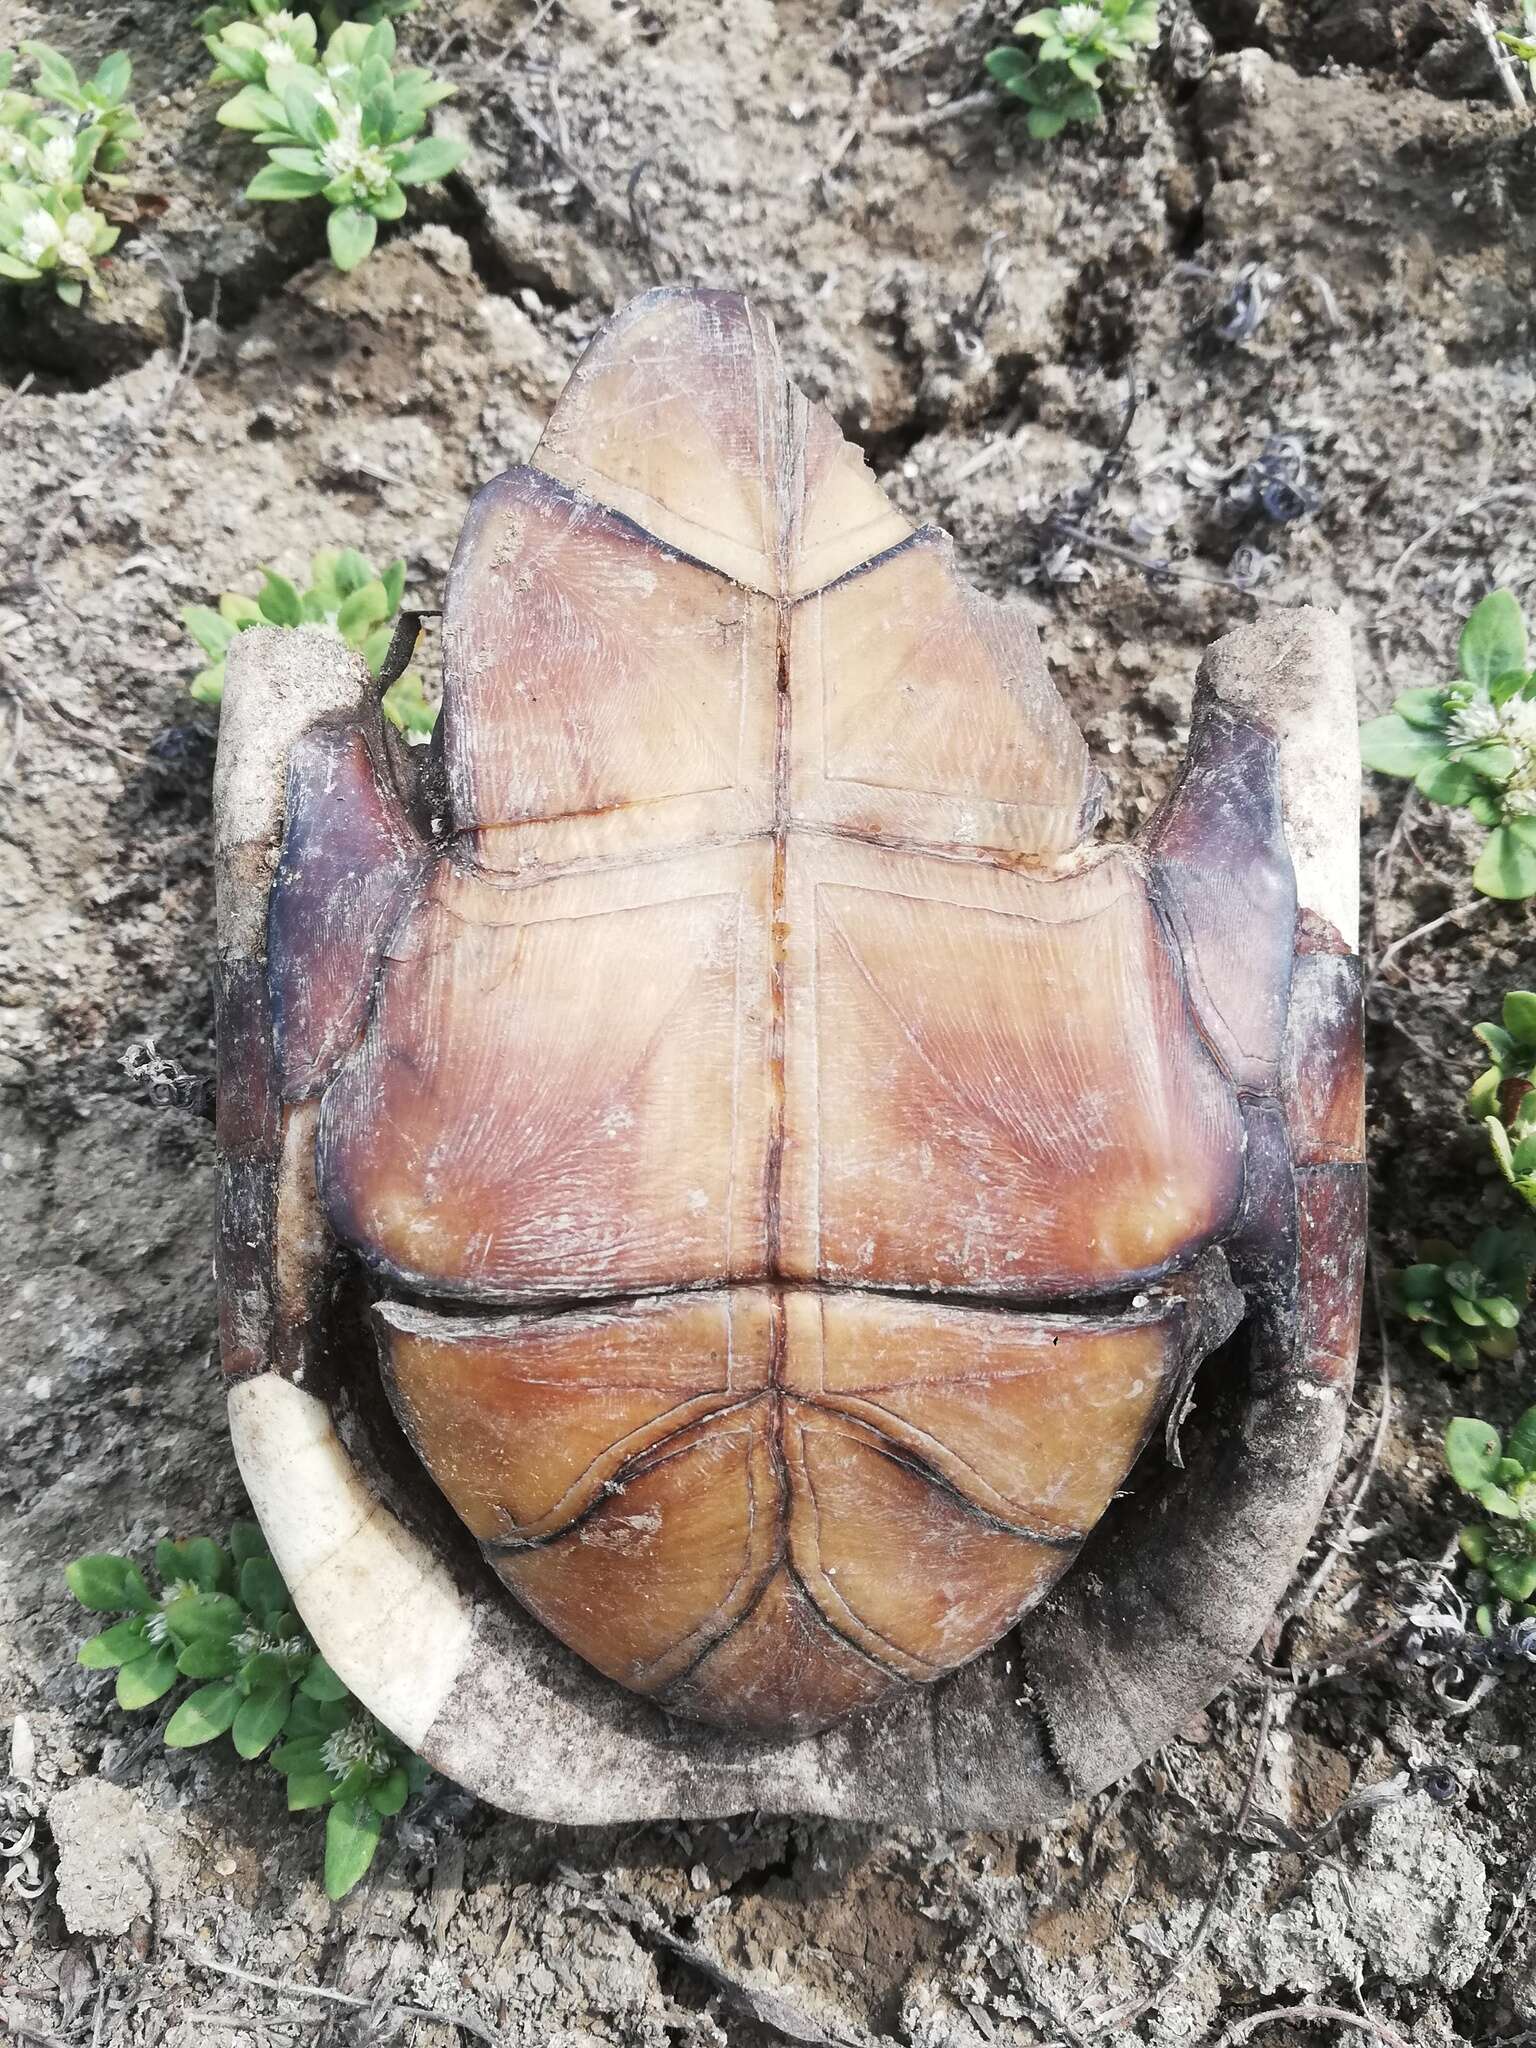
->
[
  {"left": 1467, "top": 991, "right": 1536, "bottom": 1214},
  {"left": 67, "top": 1523, "right": 428, "bottom": 1899},
  {"left": 207, "top": 12, "right": 462, "bottom": 271},
  {"left": 1446, "top": 1409, "right": 1536, "bottom": 1611},
  {"left": 984, "top": 0, "right": 1160, "bottom": 139},
  {"left": 1360, "top": 589, "right": 1536, "bottom": 901},
  {"left": 182, "top": 548, "right": 434, "bottom": 736},
  {"left": 0, "top": 43, "right": 139, "bottom": 303},
  {"left": 1388, "top": 1227, "right": 1536, "bottom": 1368}
]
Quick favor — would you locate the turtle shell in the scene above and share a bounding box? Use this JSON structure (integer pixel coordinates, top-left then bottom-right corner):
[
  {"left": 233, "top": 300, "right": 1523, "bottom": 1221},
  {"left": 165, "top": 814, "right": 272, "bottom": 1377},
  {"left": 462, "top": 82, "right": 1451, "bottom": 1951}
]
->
[{"left": 283, "top": 291, "right": 1293, "bottom": 1738}]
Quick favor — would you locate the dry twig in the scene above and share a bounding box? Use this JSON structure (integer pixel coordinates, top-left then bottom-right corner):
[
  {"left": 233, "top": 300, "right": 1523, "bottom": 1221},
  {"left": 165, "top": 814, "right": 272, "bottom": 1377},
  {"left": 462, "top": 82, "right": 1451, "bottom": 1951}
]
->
[
  {"left": 1208, "top": 2001, "right": 1413, "bottom": 2048},
  {"left": 173, "top": 1946, "right": 501, "bottom": 2047}
]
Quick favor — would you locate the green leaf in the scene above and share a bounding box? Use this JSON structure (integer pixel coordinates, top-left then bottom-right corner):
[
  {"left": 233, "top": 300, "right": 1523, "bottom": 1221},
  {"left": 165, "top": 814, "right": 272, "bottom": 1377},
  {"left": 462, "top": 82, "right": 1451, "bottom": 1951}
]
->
[
  {"left": 271, "top": 1735, "right": 328, "bottom": 1776},
  {"left": 22, "top": 41, "right": 82, "bottom": 101},
  {"left": 1474, "top": 823, "right": 1536, "bottom": 902},
  {"left": 228, "top": 1521, "right": 269, "bottom": 1566},
  {"left": 1475, "top": 1023, "right": 1518, "bottom": 1066},
  {"left": 287, "top": 1692, "right": 350, "bottom": 1738},
  {"left": 1359, "top": 713, "right": 1446, "bottom": 779},
  {"left": 269, "top": 145, "right": 328, "bottom": 175},
  {"left": 380, "top": 558, "right": 406, "bottom": 611},
  {"left": 1026, "top": 103, "right": 1069, "bottom": 137},
  {"left": 1459, "top": 589, "right": 1528, "bottom": 690},
  {"left": 288, "top": 1769, "right": 338, "bottom": 1810},
  {"left": 985, "top": 46, "right": 1031, "bottom": 79},
  {"left": 1479, "top": 1295, "right": 1521, "bottom": 1329},
  {"left": 369, "top": 1766, "right": 409, "bottom": 1816},
  {"left": 327, "top": 204, "right": 377, "bottom": 271},
  {"left": 219, "top": 594, "right": 265, "bottom": 630},
  {"left": 217, "top": 84, "right": 288, "bottom": 132},
  {"left": 1507, "top": 1406, "right": 1536, "bottom": 1473},
  {"left": 177, "top": 1636, "right": 239, "bottom": 1680},
  {"left": 258, "top": 570, "right": 303, "bottom": 626},
  {"left": 1478, "top": 1481, "right": 1522, "bottom": 1518},
  {"left": 281, "top": 79, "right": 325, "bottom": 147},
  {"left": 232, "top": 1683, "right": 293, "bottom": 1759},
  {"left": 1505, "top": 992, "right": 1536, "bottom": 1046},
  {"left": 78, "top": 1619, "right": 151, "bottom": 1669},
  {"left": 67, "top": 1555, "right": 154, "bottom": 1613},
  {"left": 394, "top": 133, "right": 465, "bottom": 185},
  {"left": 1398, "top": 1262, "right": 1445, "bottom": 1302},
  {"left": 335, "top": 581, "right": 389, "bottom": 642},
  {"left": 1449, "top": 1294, "right": 1487, "bottom": 1328},
  {"left": 156, "top": 1537, "right": 231, "bottom": 1592},
  {"left": 240, "top": 1554, "right": 288, "bottom": 1618},
  {"left": 247, "top": 161, "right": 329, "bottom": 201},
  {"left": 1460, "top": 1524, "right": 1490, "bottom": 1565},
  {"left": 325, "top": 1796, "right": 383, "bottom": 1898},
  {"left": 300, "top": 1655, "right": 351, "bottom": 1702},
  {"left": 1456, "top": 742, "right": 1518, "bottom": 783},
  {"left": 91, "top": 49, "right": 132, "bottom": 102},
  {"left": 165, "top": 1679, "right": 242, "bottom": 1747},
  {"left": 1490, "top": 1553, "right": 1536, "bottom": 1602},
  {"left": 1446, "top": 1416, "right": 1502, "bottom": 1491},
  {"left": 116, "top": 1642, "right": 180, "bottom": 1709},
  {"left": 1415, "top": 758, "right": 1484, "bottom": 807},
  {"left": 163, "top": 1590, "right": 244, "bottom": 1647},
  {"left": 0, "top": 254, "right": 42, "bottom": 282},
  {"left": 1392, "top": 688, "right": 1458, "bottom": 729}
]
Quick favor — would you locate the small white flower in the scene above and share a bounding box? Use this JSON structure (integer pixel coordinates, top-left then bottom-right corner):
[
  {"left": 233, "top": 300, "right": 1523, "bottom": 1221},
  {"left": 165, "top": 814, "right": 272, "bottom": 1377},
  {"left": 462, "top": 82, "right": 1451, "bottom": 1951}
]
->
[
  {"left": 18, "top": 209, "right": 61, "bottom": 267},
  {"left": 1, "top": 133, "right": 28, "bottom": 170},
  {"left": 40, "top": 134, "right": 75, "bottom": 183},
  {"left": 1058, "top": 4, "right": 1104, "bottom": 36},
  {"left": 319, "top": 113, "right": 392, "bottom": 198},
  {"left": 1446, "top": 698, "right": 1502, "bottom": 750},
  {"left": 58, "top": 223, "right": 95, "bottom": 272},
  {"left": 321, "top": 1715, "right": 394, "bottom": 1781}
]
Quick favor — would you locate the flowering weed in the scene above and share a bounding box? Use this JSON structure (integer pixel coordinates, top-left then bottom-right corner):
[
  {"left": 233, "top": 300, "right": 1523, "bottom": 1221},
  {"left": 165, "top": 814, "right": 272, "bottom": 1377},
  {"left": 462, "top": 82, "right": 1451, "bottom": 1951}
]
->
[
  {"left": 1361, "top": 589, "right": 1536, "bottom": 900},
  {"left": 183, "top": 547, "right": 435, "bottom": 736},
  {"left": 206, "top": 8, "right": 463, "bottom": 271},
  {"left": 68, "top": 1524, "right": 428, "bottom": 1900},
  {"left": 0, "top": 42, "right": 139, "bottom": 303},
  {"left": 985, "top": 0, "right": 1160, "bottom": 139}
]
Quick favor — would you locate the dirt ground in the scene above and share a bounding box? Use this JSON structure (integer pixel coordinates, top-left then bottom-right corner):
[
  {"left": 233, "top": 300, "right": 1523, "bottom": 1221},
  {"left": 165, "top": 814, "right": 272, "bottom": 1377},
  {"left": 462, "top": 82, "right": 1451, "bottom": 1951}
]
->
[{"left": 3, "top": 0, "right": 1536, "bottom": 2041}]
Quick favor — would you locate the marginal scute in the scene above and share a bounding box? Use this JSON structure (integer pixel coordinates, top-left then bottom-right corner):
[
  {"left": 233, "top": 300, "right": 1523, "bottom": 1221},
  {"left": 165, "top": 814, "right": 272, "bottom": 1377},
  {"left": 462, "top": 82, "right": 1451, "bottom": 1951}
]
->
[
  {"left": 1145, "top": 692, "right": 1296, "bottom": 1092},
  {"left": 268, "top": 723, "right": 424, "bottom": 1100}
]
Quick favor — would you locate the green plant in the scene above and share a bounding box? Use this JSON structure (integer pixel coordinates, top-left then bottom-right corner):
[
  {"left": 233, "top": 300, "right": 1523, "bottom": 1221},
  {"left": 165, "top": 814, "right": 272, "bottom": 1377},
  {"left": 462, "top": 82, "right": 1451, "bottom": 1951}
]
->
[
  {"left": 1388, "top": 1226, "right": 1536, "bottom": 1368},
  {"left": 1446, "top": 1409, "right": 1536, "bottom": 1610},
  {"left": 67, "top": 1523, "right": 428, "bottom": 1899},
  {"left": 206, "top": 12, "right": 462, "bottom": 271},
  {"left": 1360, "top": 589, "right": 1536, "bottom": 901},
  {"left": 1468, "top": 991, "right": 1536, "bottom": 1213},
  {"left": 0, "top": 43, "right": 140, "bottom": 303},
  {"left": 1497, "top": 2, "right": 1536, "bottom": 87},
  {"left": 182, "top": 548, "right": 434, "bottom": 736},
  {"left": 984, "top": 0, "right": 1160, "bottom": 139},
  {"left": 199, "top": 0, "right": 419, "bottom": 31}
]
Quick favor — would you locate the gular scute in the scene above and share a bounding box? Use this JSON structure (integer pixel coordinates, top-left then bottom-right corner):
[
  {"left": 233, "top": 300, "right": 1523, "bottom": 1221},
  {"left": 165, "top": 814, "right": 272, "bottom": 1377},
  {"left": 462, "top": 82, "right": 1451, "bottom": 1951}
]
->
[
  {"left": 376, "top": 1286, "right": 1195, "bottom": 1735},
  {"left": 276, "top": 285, "right": 1320, "bottom": 1740}
]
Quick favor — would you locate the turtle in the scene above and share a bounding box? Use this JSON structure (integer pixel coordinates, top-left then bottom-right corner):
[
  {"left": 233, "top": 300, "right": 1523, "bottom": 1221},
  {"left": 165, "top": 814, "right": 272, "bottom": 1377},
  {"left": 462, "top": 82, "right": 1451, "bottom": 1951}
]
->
[{"left": 212, "top": 287, "right": 1365, "bottom": 1827}]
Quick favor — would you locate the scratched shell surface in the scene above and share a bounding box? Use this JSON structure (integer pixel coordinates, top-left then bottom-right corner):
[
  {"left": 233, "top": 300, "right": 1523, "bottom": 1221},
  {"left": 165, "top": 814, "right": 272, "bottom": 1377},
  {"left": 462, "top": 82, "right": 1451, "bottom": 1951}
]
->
[{"left": 287, "top": 291, "right": 1298, "bottom": 1737}]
